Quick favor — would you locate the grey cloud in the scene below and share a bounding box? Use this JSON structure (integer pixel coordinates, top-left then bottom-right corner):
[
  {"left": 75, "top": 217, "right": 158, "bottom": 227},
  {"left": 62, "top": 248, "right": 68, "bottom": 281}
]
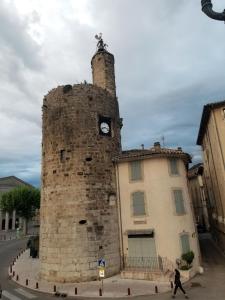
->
[
  {"left": 0, "top": 1, "right": 43, "bottom": 71},
  {"left": 1, "top": 0, "right": 225, "bottom": 186}
]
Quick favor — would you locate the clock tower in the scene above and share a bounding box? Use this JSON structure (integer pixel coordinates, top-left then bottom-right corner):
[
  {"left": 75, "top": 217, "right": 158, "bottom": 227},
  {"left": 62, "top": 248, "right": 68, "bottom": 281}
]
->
[{"left": 39, "top": 38, "right": 122, "bottom": 283}]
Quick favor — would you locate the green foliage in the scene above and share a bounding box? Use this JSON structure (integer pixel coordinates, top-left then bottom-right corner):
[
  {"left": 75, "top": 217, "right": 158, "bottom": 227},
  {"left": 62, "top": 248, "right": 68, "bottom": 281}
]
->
[
  {"left": 180, "top": 265, "right": 191, "bottom": 270},
  {"left": 181, "top": 251, "right": 195, "bottom": 267},
  {"left": 0, "top": 186, "right": 40, "bottom": 220}
]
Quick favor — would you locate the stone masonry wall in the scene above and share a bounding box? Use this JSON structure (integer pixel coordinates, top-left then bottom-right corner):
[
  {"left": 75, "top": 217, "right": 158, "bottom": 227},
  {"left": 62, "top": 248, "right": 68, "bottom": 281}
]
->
[
  {"left": 39, "top": 83, "right": 122, "bottom": 283},
  {"left": 91, "top": 51, "right": 116, "bottom": 98}
]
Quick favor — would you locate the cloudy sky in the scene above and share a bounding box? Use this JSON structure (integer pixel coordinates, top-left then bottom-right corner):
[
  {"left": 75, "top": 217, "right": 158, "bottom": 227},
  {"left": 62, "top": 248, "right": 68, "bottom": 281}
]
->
[{"left": 0, "top": 0, "right": 225, "bottom": 187}]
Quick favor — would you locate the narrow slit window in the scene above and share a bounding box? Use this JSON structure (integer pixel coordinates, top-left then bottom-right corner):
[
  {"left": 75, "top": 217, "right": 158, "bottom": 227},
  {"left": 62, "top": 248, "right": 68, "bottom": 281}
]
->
[{"left": 60, "top": 150, "right": 66, "bottom": 162}]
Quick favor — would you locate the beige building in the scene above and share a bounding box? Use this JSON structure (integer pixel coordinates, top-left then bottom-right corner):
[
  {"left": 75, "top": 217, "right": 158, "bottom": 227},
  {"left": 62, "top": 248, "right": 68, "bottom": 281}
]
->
[
  {"left": 115, "top": 142, "right": 201, "bottom": 279},
  {"left": 197, "top": 100, "right": 225, "bottom": 251},
  {"left": 188, "top": 164, "right": 209, "bottom": 231}
]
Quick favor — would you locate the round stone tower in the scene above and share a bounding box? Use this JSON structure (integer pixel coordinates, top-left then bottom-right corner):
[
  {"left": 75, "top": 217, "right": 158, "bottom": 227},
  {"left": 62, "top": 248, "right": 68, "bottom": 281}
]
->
[{"left": 39, "top": 43, "right": 122, "bottom": 282}]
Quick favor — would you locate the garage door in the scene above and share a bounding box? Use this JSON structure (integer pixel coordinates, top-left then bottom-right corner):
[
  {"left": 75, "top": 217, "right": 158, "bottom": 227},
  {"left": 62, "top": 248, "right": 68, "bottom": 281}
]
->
[{"left": 127, "top": 235, "right": 158, "bottom": 268}]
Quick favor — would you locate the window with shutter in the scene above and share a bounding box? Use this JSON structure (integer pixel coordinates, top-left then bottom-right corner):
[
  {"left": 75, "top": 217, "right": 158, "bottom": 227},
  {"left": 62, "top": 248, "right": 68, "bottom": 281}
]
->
[
  {"left": 173, "top": 189, "right": 185, "bottom": 215},
  {"left": 130, "top": 161, "right": 142, "bottom": 181},
  {"left": 132, "top": 191, "right": 145, "bottom": 216},
  {"left": 180, "top": 234, "right": 190, "bottom": 254},
  {"left": 169, "top": 159, "right": 179, "bottom": 175}
]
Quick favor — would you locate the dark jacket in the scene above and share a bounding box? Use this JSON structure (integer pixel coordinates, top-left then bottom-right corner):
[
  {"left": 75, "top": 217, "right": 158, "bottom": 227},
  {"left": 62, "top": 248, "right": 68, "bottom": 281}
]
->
[{"left": 174, "top": 270, "right": 181, "bottom": 284}]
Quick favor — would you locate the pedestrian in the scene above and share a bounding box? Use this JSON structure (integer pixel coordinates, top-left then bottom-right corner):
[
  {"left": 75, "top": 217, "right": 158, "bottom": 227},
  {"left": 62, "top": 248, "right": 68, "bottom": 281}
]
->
[{"left": 172, "top": 269, "right": 188, "bottom": 298}]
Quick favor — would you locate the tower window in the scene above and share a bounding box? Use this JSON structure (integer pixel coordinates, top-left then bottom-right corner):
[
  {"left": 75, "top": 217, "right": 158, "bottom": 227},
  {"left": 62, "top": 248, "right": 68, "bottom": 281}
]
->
[{"left": 60, "top": 150, "right": 66, "bottom": 162}]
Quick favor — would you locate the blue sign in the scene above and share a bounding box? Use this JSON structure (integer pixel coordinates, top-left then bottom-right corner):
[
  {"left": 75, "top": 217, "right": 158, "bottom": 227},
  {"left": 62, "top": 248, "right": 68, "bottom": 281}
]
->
[{"left": 98, "top": 258, "right": 106, "bottom": 268}]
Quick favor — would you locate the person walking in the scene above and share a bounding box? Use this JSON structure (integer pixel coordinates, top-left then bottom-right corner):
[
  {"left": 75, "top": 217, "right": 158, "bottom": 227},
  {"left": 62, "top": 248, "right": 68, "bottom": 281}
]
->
[{"left": 172, "top": 269, "right": 188, "bottom": 298}]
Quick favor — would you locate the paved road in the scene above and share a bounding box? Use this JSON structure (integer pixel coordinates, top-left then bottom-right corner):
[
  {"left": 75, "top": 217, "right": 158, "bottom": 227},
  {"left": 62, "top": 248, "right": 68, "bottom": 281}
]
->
[
  {"left": 0, "top": 239, "right": 53, "bottom": 300},
  {"left": 0, "top": 234, "right": 225, "bottom": 299}
]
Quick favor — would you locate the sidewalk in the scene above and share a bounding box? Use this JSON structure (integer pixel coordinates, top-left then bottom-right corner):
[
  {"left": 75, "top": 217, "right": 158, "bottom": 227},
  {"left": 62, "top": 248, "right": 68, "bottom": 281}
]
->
[{"left": 10, "top": 250, "right": 174, "bottom": 298}]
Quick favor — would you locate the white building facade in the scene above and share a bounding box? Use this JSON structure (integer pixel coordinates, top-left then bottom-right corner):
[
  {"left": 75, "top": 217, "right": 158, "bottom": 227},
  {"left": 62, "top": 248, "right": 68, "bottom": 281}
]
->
[{"left": 115, "top": 143, "right": 201, "bottom": 279}]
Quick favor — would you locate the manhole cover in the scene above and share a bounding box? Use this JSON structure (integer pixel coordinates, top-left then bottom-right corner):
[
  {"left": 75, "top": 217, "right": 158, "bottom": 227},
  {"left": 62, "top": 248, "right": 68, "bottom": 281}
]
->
[{"left": 191, "top": 282, "right": 202, "bottom": 287}]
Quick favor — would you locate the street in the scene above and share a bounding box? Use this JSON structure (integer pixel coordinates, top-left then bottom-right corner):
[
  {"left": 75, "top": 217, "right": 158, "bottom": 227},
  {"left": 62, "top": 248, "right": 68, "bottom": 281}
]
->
[{"left": 0, "top": 234, "right": 225, "bottom": 299}]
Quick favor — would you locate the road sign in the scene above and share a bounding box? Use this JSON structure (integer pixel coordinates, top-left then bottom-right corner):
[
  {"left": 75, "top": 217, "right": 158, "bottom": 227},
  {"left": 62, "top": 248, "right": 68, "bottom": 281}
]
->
[
  {"left": 99, "top": 269, "right": 105, "bottom": 278},
  {"left": 98, "top": 258, "right": 106, "bottom": 268}
]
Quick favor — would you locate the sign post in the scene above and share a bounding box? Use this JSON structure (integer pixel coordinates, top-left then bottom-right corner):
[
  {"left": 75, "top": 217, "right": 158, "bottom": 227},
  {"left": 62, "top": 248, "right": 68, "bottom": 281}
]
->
[{"left": 98, "top": 259, "right": 106, "bottom": 294}]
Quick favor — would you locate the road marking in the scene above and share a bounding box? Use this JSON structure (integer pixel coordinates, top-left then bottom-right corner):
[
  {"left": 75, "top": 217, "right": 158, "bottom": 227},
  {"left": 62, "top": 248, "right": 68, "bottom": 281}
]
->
[
  {"left": 2, "top": 290, "right": 22, "bottom": 300},
  {"left": 15, "top": 288, "right": 37, "bottom": 299}
]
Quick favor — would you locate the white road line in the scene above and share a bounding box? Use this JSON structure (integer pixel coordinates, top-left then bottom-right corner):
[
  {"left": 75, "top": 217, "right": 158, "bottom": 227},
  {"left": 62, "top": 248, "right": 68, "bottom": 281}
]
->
[
  {"left": 14, "top": 288, "right": 37, "bottom": 299},
  {"left": 2, "top": 290, "right": 22, "bottom": 300}
]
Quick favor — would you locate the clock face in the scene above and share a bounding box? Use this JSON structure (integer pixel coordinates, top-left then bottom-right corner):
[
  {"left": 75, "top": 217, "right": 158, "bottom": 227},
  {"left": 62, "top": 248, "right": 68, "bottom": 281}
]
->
[{"left": 100, "top": 122, "right": 110, "bottom": 134}]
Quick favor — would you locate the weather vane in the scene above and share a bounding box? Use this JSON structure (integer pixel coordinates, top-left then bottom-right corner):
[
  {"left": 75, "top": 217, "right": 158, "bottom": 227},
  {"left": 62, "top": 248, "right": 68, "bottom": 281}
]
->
[
  {"left": 201, "top": 0, "right": 225, "bottom": 22},
  {"left": 95, "top": 33, "right": 108, "bottom": 51}
]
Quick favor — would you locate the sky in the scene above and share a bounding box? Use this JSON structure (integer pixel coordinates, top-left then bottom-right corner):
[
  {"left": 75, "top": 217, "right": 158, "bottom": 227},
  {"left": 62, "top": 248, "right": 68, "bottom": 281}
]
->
[{"left": 0, "top": 0, "right": 225, "bottom": 187}]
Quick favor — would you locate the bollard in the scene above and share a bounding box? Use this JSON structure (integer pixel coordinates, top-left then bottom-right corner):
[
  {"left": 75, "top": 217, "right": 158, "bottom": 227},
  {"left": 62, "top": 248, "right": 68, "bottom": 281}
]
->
[
  {"left": 26, "top": 279, "right": 28, "bottom": 286},
  {"left": 54, "top": 285, "right": 57, "bottom": 292},
  {"left": 36, "top": 282, "right": 39, "bottom": 289},
  {"left": 99, "top": 288, "right": 102, "bottom": 296},
  {"left": 16, "top": 275, "right": 19, "bottom": 281},
  {"left": 155, "top": 285, "right": 158, "bottom": 293},
  {"left": 75, "top": 287, "right": 77, "bottom": 295},
  {"left": 10, "top": 265, "right": 12, "bottom": 273},
  {"left": 13, "top": 271, "right": 15, "bottom": 277},
  {"left": 128, "top": 288, "right": 131, "bottom": 296},
  {"left": 170, "top": 281, "right": 174, "bottom": 289}
]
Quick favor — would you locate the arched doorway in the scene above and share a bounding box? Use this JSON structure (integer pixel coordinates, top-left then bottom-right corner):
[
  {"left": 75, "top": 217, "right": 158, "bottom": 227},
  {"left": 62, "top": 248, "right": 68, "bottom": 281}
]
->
[
  {"left": 8, "top": 218, "right": 13, "bottom": 230},
  {"left": 2, "top": 219, "right": 5, "bottom": 230}
]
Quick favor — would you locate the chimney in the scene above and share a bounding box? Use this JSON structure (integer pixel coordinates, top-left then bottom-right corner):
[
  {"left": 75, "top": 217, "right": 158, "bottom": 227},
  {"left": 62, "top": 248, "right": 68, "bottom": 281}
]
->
[{"left": 154, "top": 142, "right": 161, "bottom": 150}]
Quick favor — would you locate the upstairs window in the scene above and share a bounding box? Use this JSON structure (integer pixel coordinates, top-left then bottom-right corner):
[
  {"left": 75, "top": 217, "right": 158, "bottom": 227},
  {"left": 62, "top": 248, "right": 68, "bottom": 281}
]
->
[
  {"left": 130, "top": 161, "right": 142, "bottom": 181},
  {"left": 173, "top": 189, "right": 186, "bottom": 215},
  {"left": 180, "top": 233, "right": 190, "bottom": 254},
  {"left": 132, "top": 191, "right": 146, "bottom": 216},
  {"left": 169, "top": 158, "right": 179, "bottom": 175},
  {"left": 223, "top": 108, "right": 225, "bottom": 119}
]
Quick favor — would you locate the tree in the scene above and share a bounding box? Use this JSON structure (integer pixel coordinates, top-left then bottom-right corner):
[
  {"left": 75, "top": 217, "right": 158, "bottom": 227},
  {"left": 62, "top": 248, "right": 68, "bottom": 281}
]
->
[
  {"left": 181, "top": 251, "right": 195, "bottom": 269},
  {"left": 0, "top": 186, "right": 40, "bottom": 234}
]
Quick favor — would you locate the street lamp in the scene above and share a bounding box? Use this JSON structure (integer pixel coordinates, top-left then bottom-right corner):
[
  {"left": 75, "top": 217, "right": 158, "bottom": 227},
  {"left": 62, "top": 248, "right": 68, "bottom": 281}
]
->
[{"left": 201, "top": 0, "right": 225, "bottom": 21}]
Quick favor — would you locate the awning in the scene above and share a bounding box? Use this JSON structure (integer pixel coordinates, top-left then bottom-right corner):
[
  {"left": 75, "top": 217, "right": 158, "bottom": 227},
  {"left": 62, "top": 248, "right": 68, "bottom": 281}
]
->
[{"left": 126, "top": 229, "right": 154, "bottom": 237}]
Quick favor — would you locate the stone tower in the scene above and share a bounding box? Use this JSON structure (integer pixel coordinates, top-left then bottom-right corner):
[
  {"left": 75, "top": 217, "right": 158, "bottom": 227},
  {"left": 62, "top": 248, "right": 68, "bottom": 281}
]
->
[{"left": 39, "top": 40, "right": 122, "bottom": 282}]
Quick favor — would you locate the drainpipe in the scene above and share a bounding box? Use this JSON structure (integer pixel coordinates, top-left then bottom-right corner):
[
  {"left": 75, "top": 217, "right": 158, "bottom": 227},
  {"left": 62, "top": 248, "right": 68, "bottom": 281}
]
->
[{"left": 201, "top": 0, "right": 225, "bottom": 21}]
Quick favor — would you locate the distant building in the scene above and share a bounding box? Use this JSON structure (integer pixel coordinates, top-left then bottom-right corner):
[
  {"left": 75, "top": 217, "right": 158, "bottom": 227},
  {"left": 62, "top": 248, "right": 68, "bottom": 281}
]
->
[
  {"left": 197, "top": 100, "right": 225, "bottom": 252},
  {"left": 188, "top": 164, "right": 209, "bottom": 231},
  {"left": 115, "top": 142, "right": 201, "bottom": 279},
  {"left": 0, "top": 176, "right": 32, "bottom": 231}
]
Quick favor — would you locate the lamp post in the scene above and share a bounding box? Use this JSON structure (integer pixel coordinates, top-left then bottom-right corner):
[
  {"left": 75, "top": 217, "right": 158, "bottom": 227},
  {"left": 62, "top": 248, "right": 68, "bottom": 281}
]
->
[{"left": 201, "top": 0, "right": 225, "bottom": 21}]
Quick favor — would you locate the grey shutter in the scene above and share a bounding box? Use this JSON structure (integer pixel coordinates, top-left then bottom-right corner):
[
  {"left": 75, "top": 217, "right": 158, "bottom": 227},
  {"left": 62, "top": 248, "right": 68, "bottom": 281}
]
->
[
  {"left": 174, "top": 190, "right": 185, "bottom": 214},
  {"left": 132, "top": 192, "right": 145, "bottom": 216},
  {"left": 180, "top": 234, "right": 190, "bottom": 254},
  {"left": 170, "top": 159, "right": 179, "bottom": 175},
  {"left": 130, "top": 161, "right": 142, "bottom": 180}
]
